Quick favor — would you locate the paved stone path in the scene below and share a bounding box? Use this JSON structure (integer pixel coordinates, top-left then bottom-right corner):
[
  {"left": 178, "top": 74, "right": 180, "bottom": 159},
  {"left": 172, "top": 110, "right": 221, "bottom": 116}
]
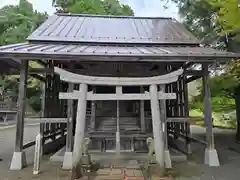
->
[{"left": 1, "top": 125, "right": 240, "bottom": 179}]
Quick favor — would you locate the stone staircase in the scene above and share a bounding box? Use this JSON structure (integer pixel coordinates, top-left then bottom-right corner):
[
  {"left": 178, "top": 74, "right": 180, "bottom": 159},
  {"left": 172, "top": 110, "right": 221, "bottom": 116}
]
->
[{"left": 96, "top": 117, "right": 141, "bottom": 132}]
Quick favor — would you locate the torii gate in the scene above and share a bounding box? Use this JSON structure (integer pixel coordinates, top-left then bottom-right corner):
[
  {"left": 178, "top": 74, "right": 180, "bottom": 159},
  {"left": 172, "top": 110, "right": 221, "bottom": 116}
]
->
[{"left": 54, "top": 67, "right": 183, "bottom": 174}]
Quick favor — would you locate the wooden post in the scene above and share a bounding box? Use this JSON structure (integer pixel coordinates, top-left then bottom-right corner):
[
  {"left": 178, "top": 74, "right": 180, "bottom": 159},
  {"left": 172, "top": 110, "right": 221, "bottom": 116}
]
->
[
  {"left": 50, "top": 73, "right": 57, "bottom": 140},
  {"left": 183, "top": 74, "right": 191, "bottom": 154},
  {"left": 72, "top": 83, "right": 88, "bottom": 179},
  {"left": 10, "top": 60, "right": 28, "bottom": 170},
  {"left": 33, "top": 133, "right": 41, "bottom": 175},
  {"left": 173, "top": 81, "right": 180, "bottom": 139},
  {"left": 159, "top": 85, "right": 172, "bottom": 168},
  {"left": 40, "top": 82, "right": 46, "bottom": 156},
  {"left": 116, "top": 99, "right": 120, "bottom": 157},
  {"left": 62, "top": 82, "right": 74, "bottom": 170},
  {"left": 44, "top": 71, "right": 51, "bottom": 135},
  {"left": 140, "top": 86, "right": 145, "bottom": 132},
  {"left": 202, "top": 64, "right": 219, "bottom": 167},
  {"left": 150, "top": 84, "right": 165, "bottom": 176},
  {"left": 116, "top": 86, "right": 121, "bottom": 157},
  {"left": 90, "top": 87, "right": 96, "bottom": 131}
]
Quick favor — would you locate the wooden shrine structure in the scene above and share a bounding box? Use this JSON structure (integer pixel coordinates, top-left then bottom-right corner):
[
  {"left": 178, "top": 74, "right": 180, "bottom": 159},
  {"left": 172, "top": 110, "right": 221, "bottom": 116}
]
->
[{"left": 0, "top": 13, "right": 239, "bottom": 171}]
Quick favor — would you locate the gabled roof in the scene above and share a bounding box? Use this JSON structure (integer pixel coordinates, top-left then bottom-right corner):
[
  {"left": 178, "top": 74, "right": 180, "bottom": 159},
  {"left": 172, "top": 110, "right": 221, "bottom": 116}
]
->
[
  {"left": 27, "top": 13, "right": 199, "bottom": 45},
  {"left": 0, "top": 13, "right": 239, "bottom": 62}
]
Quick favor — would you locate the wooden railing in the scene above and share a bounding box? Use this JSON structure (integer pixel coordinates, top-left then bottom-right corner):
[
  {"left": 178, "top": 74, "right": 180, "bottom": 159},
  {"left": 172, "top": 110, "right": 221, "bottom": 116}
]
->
[{"left": 0, "top": 101, "right": 17, "bottom": 111}]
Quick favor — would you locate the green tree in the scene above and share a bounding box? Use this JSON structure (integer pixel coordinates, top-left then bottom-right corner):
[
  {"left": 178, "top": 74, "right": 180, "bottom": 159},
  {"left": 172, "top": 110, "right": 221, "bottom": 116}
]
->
[
  {"left": 53, "top": 0, "right": 134, "bottom": 15},
  {"left": 0, "top": 0, "right": 47, "bottom": 112},
  {"left": 173, "top": 0, "right": 240, "bottom": 136},
  {"left": 0, "top": 0, "right": 47, "bottom": 45}
]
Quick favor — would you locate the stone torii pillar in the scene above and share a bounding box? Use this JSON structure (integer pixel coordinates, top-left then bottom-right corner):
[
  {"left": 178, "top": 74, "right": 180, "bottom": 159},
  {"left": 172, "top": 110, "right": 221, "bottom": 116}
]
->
[
  {"left": 59, "top": 84, "right": 88, "bottom": 177},
  {"left": 159, "top": 84, "right": 172, "bottom": 169},
  {"left": 72, "top": 84, "right": 88, "bottom": 178},
  {"left": 150, "top": 84, "right": 165, "bottom": 175}
]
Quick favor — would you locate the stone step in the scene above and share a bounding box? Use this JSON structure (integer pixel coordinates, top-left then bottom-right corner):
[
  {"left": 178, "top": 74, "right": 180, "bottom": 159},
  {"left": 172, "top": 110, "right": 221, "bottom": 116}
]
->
[
  {"left": 99, "top": 123, "right": 138, "bottom": 126},
  {"left": 100, "top": 122, "right": 137, "bottom": 125},
  {"left": 97, "top": 126, "right": 140, "bottom": 130}
]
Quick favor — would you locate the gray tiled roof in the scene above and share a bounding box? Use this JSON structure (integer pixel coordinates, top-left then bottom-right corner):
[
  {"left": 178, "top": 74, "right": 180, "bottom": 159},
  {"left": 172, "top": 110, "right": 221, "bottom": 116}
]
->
[
  {"left": 0, "top": 14, "right": 238, "bottom": 62},
  {"left": 0, "top": 42, "right": 238, "bottom": 61},
  {"left": 27, "top": 13, "right": 199, "bottom": 45}
]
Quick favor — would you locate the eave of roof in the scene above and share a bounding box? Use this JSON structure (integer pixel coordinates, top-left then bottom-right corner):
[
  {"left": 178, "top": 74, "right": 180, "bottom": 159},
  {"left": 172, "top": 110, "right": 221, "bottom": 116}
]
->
[{"left": 0, "top": 42, "right": 239, "bottom": 62}]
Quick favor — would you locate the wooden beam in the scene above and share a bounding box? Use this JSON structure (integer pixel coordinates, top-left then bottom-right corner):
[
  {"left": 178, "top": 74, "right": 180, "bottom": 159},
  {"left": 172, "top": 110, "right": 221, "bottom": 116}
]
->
[
  {"left": 25, "top": 118, "right": 68, "bottom": 123},
  {"left": 59, "top": 91, "right": 177, "bottom": 101},
  {"left": 30, "top": 74, "right": 45, "bottom": 82},
  {"left": 168, "top": 131, "right": 207, "bottom": 145},
  {"left": 186, "top": 76, "right": 201, "bottom": 83},
  {"left": 29, "top": 68, "right": 53, "bottom": 74},
  {"left": 23, "top": 129, "right": 67, "bottom": 150},
  {"left": 36, "top": 60, "right": 47, "bottom": 67},
  {"left": 184, "top": 70, "right": 205, "bottom": 76},
  {"left": 182, "top": 62, "right": 195, "bottom": 70},
  {"left": 166, "top": 117, "right": 202, "bottom": 123}
]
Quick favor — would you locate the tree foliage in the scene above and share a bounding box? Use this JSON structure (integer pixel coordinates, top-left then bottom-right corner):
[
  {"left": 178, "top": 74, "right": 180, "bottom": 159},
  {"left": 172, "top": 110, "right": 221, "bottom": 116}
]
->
[
  {"left": 53, "top": 0, "right": 134, "bottom": 15},
  {"left": 173, "top": 0, "right": 240, "bottom": 49},
  {"left": 172, "top": 0, "right": 240, "bottom": 130},
  {"left": 0, "top": 0, "right": 47, "bottom": 112},
  {"left": 0, "top": 0, "right": 47, "bottom": 45}
]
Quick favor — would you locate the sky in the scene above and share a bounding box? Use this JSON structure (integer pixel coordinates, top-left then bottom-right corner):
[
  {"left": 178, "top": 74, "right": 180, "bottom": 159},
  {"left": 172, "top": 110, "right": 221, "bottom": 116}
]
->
[{"left": 0, "top": 0, "right": 179, "bottom": 19}]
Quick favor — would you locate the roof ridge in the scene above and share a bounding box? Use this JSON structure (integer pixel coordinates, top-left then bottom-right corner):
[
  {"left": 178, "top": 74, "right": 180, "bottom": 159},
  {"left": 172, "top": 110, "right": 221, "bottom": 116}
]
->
[{"left": 54, "top": 13, "right": 173, "bottom": 20}]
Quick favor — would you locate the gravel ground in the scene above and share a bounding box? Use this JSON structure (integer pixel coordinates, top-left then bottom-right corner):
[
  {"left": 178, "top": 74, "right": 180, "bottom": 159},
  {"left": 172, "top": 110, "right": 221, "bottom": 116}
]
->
[{"left": 1, "top": 125, "right": 240, "bottom": 180}]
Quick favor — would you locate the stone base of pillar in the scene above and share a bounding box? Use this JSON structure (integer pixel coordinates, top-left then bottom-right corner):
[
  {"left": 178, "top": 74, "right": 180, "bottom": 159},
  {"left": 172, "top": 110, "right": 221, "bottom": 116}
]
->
[
  {"left": 164, "top": 150, "right": 172, "bottom": 168},
  {"left": 10, "top": 151, "right": 27, "bottom": 170},
  {"left": 62, "top": 152, "right": 73, "bottom": 170},
  {"left": 204, "top": 148, "right": 220, "bottom": 167}
]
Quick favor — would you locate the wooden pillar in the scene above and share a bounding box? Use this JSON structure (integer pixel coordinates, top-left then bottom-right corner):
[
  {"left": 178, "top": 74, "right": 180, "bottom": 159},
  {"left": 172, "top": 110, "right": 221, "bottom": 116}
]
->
[
  {"left": 116, "top": 86, "right": 121, "bottom": 157},
  {"left": 72, "top": 83, "right": 88, "bottom": 179},
  {"left": 62, "top": 82, "right": 74, "bottom": 170},
  {"left": 10, "top": 60, "right": 28, "bottom": 170},
  {"left": 159, "top": 85, "right": 172, "bottom": 168},
  {"left": 50, "top": 72, "right": 59, "bottom": 140},
  {"left": 44, "top": 72, "right": 51, "bottom": 135},
  {"left": 150, "top": 84, "right": 165, "bottom": 175},
  {"left": 183, "top": 74, "right": 191, "bottom": 154},
  {"left": 140, "top": 86, "right": 145, "bottom": 132},
  {"left": 90, "top": 87, "right": 96, "bottom": 131},
  {"left": 174, "top": 81, "right": 180, "bottom": 139},
  {"left": 202, "top": 64, "right": 220, "bottom": 166},
  {"left": 40, "top": 82, "right": 46, "bottom": 155}
]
